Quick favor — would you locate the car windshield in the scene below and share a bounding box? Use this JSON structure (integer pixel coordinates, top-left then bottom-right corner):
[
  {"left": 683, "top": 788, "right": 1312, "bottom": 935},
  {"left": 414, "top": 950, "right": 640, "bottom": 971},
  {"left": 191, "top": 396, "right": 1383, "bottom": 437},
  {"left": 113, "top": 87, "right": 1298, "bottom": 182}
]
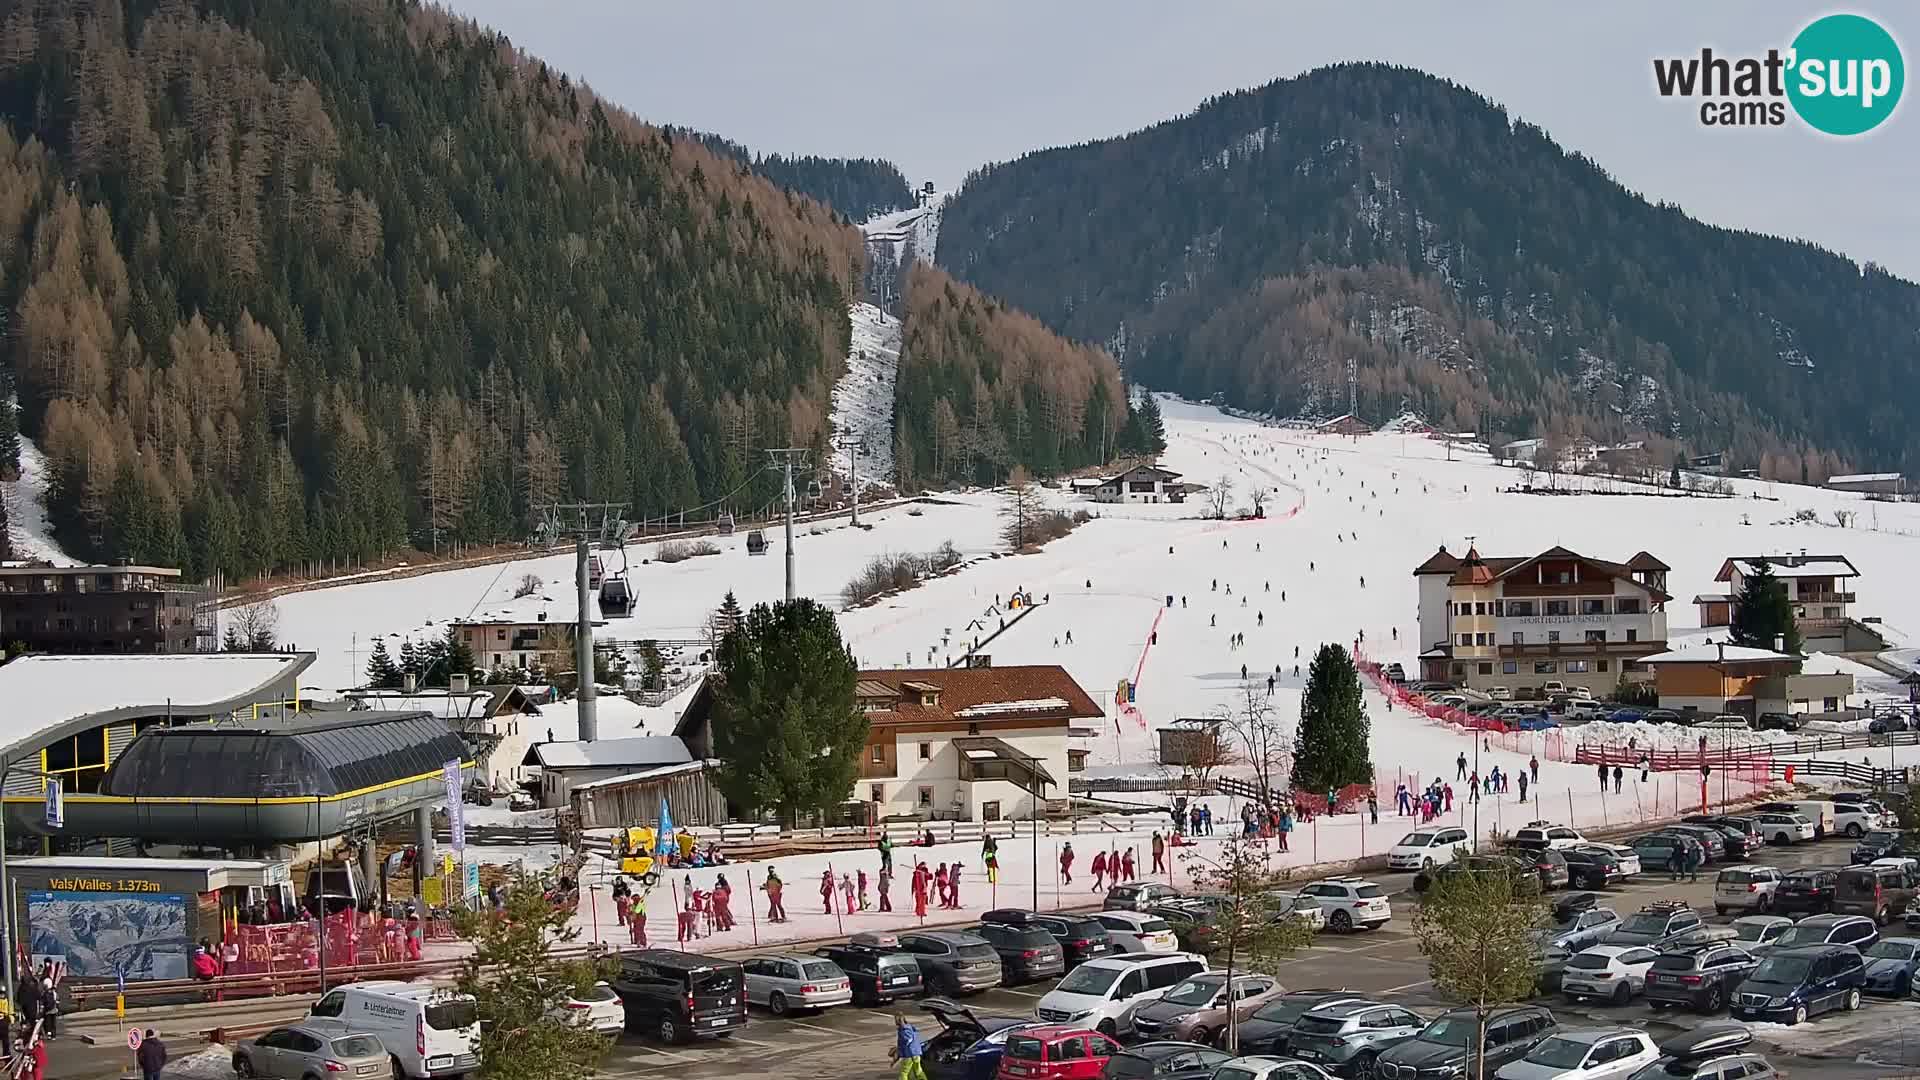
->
[
  {"left": 1161, "top": 978, "right": 1222, "bottom": 1006},
  {"left": 1418, "top": 1016, "right": 1475, "bottom": 1046},
  {"left": 425, "top": 1000, "right": 478, "bottom": 1031},
  {"left": 1524, "top": 1036, "right": 1595, "bottom": 1068},
  {"left": 1056, "top": 964, "right": 1123, "bottom": 995},
  {"left": 1566, "top": 953, "right": 1613, "bottom": 970},
  {"left": 802, "top": 962, "right": 841, "bottom": 979},
  {"left": 1867, "top": 941, "right": 1918, "bottom": 960},
  {"left": 1752, "top": 956, "right": 1813, "bottom": 983},
  {"left": 1399, "top": 833, "right": 1434, "bottom": 847},
  {"left": 1617, "top": 914, "right": 1669, "bottom": 935},
  {"left": 330, "top": 1036, "right": 382, "bottom": 1059},
  {"left": 1735, "top": 922, "right": 1778, "bottom": 942}
]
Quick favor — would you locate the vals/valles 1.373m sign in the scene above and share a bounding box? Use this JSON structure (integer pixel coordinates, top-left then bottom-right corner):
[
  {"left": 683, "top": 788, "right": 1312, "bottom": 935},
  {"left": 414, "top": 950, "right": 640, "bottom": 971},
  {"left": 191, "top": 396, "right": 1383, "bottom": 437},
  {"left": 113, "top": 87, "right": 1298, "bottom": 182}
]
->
[{"left": 1653, "top": 13, "right": 1904, "bottom": 134}]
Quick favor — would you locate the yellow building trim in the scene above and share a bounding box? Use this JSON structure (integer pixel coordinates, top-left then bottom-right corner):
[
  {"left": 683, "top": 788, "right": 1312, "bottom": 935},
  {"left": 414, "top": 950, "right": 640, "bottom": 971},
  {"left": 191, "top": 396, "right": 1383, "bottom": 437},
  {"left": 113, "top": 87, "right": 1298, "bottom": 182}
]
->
[{"left": 0, "top": 761, "right": 472, "bottom": 807}]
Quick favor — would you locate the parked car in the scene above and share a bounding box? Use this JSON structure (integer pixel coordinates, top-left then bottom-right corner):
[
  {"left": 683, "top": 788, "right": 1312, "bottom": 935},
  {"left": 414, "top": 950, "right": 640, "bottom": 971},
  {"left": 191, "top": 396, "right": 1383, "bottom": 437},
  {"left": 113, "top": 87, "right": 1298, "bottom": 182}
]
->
[
  {"left": 995, "top": 1025, "right": 1120, "bottom": 1080},
  {"left": 1518, "top": 848, "right": 1572, "bottom": 891},
  {"left": 1606, "top": 903, "right": 1705, "bottom": 949},
  {"left": 1560, "top": 847, "right": 1630, "bottom": 890},
  {"left": 1029, "top": 915, "right": 1120, "bottom": 968},
  {"left": 1764, "top": 913, "right": 1878, "bottom": 953},
  {"left": 1730, "top": 944, "right": 1867, "bottom": 1025},
  {"left": 1090, "top": 911, "right": 1180, "bottom": 954},
  {"left": 1624, "top": 834, "right": 1703, "bottom": 873},
  {"left": 1752, "top": 812, "right": 1817, "bottom": 845},
  {"left": 900, "top": 931, "right": 1006, "bottom": 995},
  {"left": 742, "top": 953, "right": 853, "bottom": 1015},
  {"left": 1626, "top": 1025, "right": 1777, "bottom": 1080},
  {"left": 1870, "top": 714, "right": 1911, "bottom": 735},
  {"left": 610, "top": 950, "right": 746, "bottom": 1044},
  {"left": 1282, "top": 1000, "right": 1425, "bottom": 1077},
  {"left": 553, "top": 980, "right": 625, "bottom": 1035},
  {"left": 1211, "top": 1058, "right": 1338, "bottom": 1080},
  {"left": 1232, "top": 993, "right": 1369, "bottom": 1058},
  {"left": 971, "top": 922, "right": 1067, "bottom": 984},
  {"left": 1651, "top": 825, "right": 1726, "bottom": 862},
  {"left": 1644, "top": 709, "right": 1684, "bottom": 725},
  {"left": 1641, "top": 942, "right": 1759, "bottom": 1013},
  {"left": 1387, "top": 827, "right": 1471, "bottom": 871},
  {"left": 1561, "top": 945, "right": 1661, "bottom": 1005},
  {"left": 1492, "top": 1027, "right": 1658, "bottom": 1080},
  {"left": 1712, "top": 866, "right": 1782, "bottom": 915},
  {"left": 1755, "top": 712, "right": 1800, "bottom": 732},
  {"left": 1099, "top": 1041, "right": 1234, "bottom": 1080},
  {"left": 1559, "top": 701, "right": 1612, "bottom": 723},
  {"left": 1486, "top": 686, "right": 1513, "bottom": 701},
  {"left": 1773, "top": 868, "right": 1841, "bottom": 915},
  {"left": 1753, "top": 801, "right": 1834, "bottom": 839},
  {"left": 1834, "top": 863, "right": 1918, "bottom": 925},
  {"left": 814, "top": 936, "right": 927, "bottom": 1006},
  {"left": 919, "top": 998, "right": 1036, "bottom": 1080},
  {"left": 1296, "top": 878, "right": 1391, "bottom": 933},
  {"left": 1534, "top": 902, "right": 1622, "bottom": 957},
  {"left": 1681, "top": 817, "right": 1756, "bottom": 857},
  {"left": 1374, "top": 1006, "right": 1557, "bottom": 1079},
  {"left": 1729, "top": 915, "right": 1794, "bottom": 950},
  {"left": 1830, "top": 801, "right": 1893, "bottom": 838},
  {"left": 1850, "top": 829, "right": 1920, "bottom": 866},
  {"left": 1604, "top": 708, "right": 1647, "bottom": 724},
  {"left": 1382, "top": 663, "right": 1408, "bottom": 683},
  {"left": 233, "top": 1026, "right": 390, "bottom": 1080},
  {"left": 1416, "top": 853, "right": 1542, "bottom": 896},
  {"left": 1148, "top": 905, "right": 1218, "bottom": 956},
  {"left": 1859, "top": 937, "right": 1920, "bottom": 995},
  {"left": 1105, "top": 883, "right": 1183, "bottom": 913},
  {"left": 1034, "top": 953, "right": 1208, "bottom": 1037},
  {"left": 1123, "top": 973, "right": 1281, "bottom": 1047},
  {"left": 1695, "top": 715, "right": 1751, "bottom": 732},
  {"left": 1265, "top": 891, "right": 1326, "bottom": 931}
]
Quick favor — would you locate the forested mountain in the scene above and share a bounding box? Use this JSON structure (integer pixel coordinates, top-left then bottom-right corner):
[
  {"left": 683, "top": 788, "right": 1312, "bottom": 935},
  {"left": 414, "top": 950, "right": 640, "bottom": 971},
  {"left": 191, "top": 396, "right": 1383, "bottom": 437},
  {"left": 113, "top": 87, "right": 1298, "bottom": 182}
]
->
[
  {"left": 675, "top": 129, "right": 913, "bottom": 222},
  {"left": 892, "top": 263, "right": 1133, "bottom": 490},
  {"left": 0, "top": 0, "right": 869, "bottom": 580},
  {"left": 939, "top": 63, "right": 1920, "bottom": 478}
]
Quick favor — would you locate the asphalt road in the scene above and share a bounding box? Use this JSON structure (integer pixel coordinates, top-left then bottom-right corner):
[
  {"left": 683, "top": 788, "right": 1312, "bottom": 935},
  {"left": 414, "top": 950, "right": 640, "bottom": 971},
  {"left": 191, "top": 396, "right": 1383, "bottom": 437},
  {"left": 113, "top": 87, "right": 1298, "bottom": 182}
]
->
[{"left": 54, "top": 833, "right": 1920, "bottom": 1080}]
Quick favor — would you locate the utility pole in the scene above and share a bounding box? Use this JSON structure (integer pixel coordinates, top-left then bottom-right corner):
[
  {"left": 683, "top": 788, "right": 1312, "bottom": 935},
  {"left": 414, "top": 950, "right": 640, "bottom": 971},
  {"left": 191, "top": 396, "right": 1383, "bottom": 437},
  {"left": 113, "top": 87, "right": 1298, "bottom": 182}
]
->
[
  {"left": 844, "top": 438, "right": 863, "bottom": 527},
  {"left": 766, "top": 449, "right": 811, "bottom": 602},
  {"left": 534, "top": 501, "right": 628, "bottom": 742}
]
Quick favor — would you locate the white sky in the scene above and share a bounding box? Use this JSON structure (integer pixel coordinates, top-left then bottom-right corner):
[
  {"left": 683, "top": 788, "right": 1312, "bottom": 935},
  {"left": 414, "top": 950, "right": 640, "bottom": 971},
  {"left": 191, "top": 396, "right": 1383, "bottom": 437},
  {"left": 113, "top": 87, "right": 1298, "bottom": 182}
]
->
[{"left": 442, "top": 1, "right": 1919, "bottom": 280}]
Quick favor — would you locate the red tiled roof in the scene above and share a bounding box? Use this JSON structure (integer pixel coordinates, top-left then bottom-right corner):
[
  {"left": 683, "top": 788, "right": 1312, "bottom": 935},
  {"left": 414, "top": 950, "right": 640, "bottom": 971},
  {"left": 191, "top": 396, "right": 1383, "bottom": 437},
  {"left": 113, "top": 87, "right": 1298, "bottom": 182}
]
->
[
  {"left": 856, "top": 665, "right": 1103, "bottom": 727},
  {"left": 1412, "top": 546, "right": 1461, "bottom": 575},
  {"left": 1626, "top": 551, "right": 1671, "bottom": 572}
]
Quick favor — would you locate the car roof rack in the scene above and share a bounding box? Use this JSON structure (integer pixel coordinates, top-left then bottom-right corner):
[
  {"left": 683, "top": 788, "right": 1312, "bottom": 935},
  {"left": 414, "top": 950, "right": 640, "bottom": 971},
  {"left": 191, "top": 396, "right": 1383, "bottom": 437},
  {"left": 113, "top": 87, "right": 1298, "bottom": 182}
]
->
[
  {"left": 1642, "top": 899, "right": 1694, "bottom": 912},
  {"left": 1657, "top": 1022, "right": 1754, "bottom": 1061},
  {"left": 847, "top": 931, "right": 900, "bottom": 949}
]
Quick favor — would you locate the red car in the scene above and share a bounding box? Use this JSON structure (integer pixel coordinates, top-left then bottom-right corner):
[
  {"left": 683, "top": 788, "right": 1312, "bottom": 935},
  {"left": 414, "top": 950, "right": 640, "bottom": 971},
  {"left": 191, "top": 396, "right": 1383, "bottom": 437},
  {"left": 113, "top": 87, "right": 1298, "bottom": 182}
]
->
[{"left": 995, "top": 1025, "right": 1119, "bottom": 1080}]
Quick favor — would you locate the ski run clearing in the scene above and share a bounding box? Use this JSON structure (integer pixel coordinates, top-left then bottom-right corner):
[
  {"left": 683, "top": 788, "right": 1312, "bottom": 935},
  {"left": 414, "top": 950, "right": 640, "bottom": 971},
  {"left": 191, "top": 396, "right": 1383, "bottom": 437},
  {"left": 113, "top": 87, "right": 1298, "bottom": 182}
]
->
[{"left": 271, "top": 395, "right": 1920, "bottom": 948}]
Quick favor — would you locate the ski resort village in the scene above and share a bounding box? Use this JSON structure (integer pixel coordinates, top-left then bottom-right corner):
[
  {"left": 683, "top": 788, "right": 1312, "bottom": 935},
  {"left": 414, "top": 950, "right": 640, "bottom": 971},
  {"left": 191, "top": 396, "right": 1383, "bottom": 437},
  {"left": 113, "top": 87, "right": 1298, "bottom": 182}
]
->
[{"left": 4, "top": 387, "right": 1920, "bottom": 1079}]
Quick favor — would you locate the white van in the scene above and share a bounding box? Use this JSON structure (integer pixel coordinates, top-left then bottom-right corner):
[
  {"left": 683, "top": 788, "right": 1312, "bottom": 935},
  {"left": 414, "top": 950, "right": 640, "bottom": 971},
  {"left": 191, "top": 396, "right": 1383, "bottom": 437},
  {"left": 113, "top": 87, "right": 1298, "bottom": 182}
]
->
[
  {"left": 1033, "top": 952, "right": 1208, "bottom": 1037},
  {"left": 1782, "top": 800, "right": 1836, "bottom": 839},
  {"left": 308, "top": 982, "right": 481, "bottom": 1080}
]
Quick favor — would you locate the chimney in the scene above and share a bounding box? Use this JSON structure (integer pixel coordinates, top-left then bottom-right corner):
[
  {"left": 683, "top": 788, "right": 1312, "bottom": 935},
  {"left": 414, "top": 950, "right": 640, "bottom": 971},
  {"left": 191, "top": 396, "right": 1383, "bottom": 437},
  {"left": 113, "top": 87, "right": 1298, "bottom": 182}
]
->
[
  {"left": 402, "top": 671, "right": 418, "bottom": 693},
  {"left": 449, "top": 672, "right": 470, "bottom": 694}
]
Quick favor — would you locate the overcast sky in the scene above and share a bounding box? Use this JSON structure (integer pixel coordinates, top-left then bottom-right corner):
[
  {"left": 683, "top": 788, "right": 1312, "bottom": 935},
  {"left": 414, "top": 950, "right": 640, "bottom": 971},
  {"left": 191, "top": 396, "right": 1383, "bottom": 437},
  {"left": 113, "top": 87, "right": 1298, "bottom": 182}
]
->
[{"left": 444, "top": 1, "right": 1918, "bottom": 280}]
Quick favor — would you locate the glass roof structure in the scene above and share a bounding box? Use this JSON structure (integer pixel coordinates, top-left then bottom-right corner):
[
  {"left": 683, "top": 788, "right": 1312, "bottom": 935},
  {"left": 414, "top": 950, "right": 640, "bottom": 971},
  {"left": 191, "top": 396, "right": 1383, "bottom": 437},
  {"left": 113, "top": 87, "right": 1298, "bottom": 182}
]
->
[{"left": 104, "top": 712, "right": 468, "bottom": 799}]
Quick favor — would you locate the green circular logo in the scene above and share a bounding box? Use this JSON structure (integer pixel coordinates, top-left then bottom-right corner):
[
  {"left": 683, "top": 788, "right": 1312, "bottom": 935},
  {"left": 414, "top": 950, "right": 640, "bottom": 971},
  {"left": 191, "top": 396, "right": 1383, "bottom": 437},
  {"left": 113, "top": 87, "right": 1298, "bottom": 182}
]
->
[{"left": 1787, "top": 13, "right": 1904, "bottom": 135}]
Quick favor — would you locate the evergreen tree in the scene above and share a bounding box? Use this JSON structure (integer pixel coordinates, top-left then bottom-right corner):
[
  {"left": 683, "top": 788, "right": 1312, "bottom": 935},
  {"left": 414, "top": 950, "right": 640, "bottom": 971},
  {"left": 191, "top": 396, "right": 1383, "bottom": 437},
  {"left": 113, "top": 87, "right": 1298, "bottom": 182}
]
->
[
  {"left": 1291, "top": 643, "right": 1374, "bottom": 793},
  {"left": 399, "top": 639, "right": 422, "bottom": 681},
  {"left": 1730, "top": 558, "right": 1803, "bottom": 657},
  {"left": 439, "top": 626, "right": 475, "bottom": 686},
  {"left": 0, "top": 375, "right": 19, "bottom": 481},
  {"left": 1137, "top": 391, "right": 1167, "bottom": 453},
  {"left": 221, "top": 625, "right": 246, "bottom": 652},
  {"left": 710, "top": 598, "right": 868, "bottom": 825},
  {"left": 451, "top": 874, "right": 613, "bottom": 1080},
  {"left": 1670, "top": 462, "right": 1683, "bottom": 488},
  {"left": 365, "top": 639, "right": 403, "bottom": 689}
]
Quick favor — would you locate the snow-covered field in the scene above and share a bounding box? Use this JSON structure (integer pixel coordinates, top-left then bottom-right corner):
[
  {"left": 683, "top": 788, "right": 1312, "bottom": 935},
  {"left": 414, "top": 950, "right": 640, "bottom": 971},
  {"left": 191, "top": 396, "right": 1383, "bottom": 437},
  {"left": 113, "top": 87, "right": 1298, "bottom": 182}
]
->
[
  {"left": 269, "top": 395, "right": 1920, "bottom": 945},
  {"left": 827, "top": 302, "right": 901, "bottom": 489},
  {"left": 2, "top": 430, "right": 78, "bottom": 564}
]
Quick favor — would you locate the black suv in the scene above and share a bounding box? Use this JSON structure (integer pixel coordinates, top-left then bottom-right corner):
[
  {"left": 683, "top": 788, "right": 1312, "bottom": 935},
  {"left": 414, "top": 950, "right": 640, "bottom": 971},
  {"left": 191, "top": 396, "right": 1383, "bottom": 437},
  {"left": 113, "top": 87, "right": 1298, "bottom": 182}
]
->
[
  {"left": 611, "top": 950, "right": 747, "bottom": 1043},
  {"left": 969, "top": 921, "right": 1065, "bottom": 983},
  {"left": 1773, "top": 868, "right": 1842, "bottom": 916},
  {"left": 1374, "top": 1005, "right": 1554, "bottom": 1078},
  {"left": 1731, "top": 944, "right": 1867, "bottom": 1025},
  {"left": 812, "top": 938, "right": 925, "bottom": 1006},
  {"left": 1028, "top": 913, "right": 1117, "bottom": 967},
  {"left": 1643, "top": 942, "right": 1759, "bottom": 1013},
  {"left": 1680, "top": 817, "right": 1755, "bottom": 857},
  {"left": 1559, "top": 847, "right": 1626, "bottom": 890},
  {"left": 1234, "top": 991, "right": 1370, "bottom": 1057},
  {"left": 1852, "top": 830, "right": 1920, "bottom": 866}
]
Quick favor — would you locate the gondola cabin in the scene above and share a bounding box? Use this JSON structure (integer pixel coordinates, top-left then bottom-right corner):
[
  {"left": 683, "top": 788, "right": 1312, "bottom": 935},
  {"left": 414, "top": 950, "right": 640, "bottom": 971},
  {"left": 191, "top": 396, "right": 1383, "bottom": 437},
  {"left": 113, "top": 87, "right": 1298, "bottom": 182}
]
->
[
  {"left": 600, "top": 577, "right": 632, "bottom": 617},
  {"left": 745, "top": 530, "right": 768, "bottom": 556}
]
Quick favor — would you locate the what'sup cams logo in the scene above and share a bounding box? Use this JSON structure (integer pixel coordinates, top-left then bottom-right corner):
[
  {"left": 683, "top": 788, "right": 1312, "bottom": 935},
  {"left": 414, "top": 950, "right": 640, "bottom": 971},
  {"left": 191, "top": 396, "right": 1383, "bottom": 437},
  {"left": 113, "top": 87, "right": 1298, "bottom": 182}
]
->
[{"left": 1654, "top": 13, "right": 1904, "bottom": 135}]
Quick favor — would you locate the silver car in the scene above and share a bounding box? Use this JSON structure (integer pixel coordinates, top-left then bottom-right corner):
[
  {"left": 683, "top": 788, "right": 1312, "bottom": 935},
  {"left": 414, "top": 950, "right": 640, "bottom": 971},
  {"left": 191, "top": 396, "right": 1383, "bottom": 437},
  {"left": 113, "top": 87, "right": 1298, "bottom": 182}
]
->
[
  {"left": 234, "top": 1026, "right": 390, "bottom": 1080},
  {"left": 742, "top": 953, "right": 853, "bottom": 1015}
]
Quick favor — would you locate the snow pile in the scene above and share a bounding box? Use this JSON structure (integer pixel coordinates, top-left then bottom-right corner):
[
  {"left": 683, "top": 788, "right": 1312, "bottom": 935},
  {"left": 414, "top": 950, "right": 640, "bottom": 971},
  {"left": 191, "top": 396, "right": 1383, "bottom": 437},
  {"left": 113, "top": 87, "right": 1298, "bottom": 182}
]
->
[
  {"left": 828, "top": 302, "right": 901, "bottom": 490},
  {"left": 165, "top": 1047, "right": 236, "bottom": 1080},
  {"left": 953, "top": 697, "right": 1070, "bottom": 717},
  {"left": 1, "top": 431, "right": 78, "bottom": 565},
  {"left": 1572, "top": 720, "right": 1789, "bottom": 753}
]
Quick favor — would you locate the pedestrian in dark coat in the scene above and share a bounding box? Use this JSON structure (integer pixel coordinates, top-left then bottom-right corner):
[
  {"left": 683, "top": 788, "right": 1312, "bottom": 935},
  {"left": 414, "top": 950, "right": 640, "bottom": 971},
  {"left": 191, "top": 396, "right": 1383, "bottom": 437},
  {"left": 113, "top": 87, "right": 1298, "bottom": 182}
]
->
[{"left": 137, "top": 1031, "right": 168, "bottom": 1080}]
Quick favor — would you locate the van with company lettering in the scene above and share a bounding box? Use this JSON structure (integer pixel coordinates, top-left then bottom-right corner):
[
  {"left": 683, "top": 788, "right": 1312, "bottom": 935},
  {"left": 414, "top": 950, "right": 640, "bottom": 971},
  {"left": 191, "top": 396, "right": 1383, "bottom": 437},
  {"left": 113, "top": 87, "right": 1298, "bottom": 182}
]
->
[{"left": 307, "top": 982, "right": 480, "bottom": 1080}]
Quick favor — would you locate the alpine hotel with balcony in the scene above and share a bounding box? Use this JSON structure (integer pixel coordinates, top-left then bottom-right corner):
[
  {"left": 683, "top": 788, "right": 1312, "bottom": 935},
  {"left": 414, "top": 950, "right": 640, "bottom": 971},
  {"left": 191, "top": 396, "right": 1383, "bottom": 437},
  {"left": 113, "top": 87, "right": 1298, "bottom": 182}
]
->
[{"left": 1413, "top": 545, "right": 1671, "bottom": 695}]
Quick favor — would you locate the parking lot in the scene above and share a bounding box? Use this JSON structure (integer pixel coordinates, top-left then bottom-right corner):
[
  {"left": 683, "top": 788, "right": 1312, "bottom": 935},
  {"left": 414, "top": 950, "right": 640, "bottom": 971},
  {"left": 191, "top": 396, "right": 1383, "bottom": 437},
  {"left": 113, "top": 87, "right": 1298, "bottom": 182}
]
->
[{"left": 587, "top": 835, "right": 1920, "bottom": 1080}]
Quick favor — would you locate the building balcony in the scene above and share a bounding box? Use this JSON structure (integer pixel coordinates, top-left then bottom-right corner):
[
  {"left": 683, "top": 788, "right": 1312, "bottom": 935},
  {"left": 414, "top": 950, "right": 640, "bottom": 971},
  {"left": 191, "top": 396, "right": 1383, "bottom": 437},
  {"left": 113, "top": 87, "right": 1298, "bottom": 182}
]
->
[
  {"left": 1792, "top": 591, "right": 1855, "bottom": 605},
  {"left": 858, "top": 757, "right": 898, "bottom": 780}
]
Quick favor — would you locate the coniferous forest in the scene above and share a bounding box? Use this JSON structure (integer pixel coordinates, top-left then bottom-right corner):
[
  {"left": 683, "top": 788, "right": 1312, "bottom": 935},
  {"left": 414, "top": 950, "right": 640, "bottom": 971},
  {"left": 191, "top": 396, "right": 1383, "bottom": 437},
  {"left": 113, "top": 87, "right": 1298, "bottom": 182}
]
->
[
  {"left": 673, "top": 129, "right": 913, "bottom": 223},
  {"left": 939, "top": 63, "right": 1920, "bottom": 478},
  {"left": 0, "top": 0, "right": 1119, "bottom": 581}
]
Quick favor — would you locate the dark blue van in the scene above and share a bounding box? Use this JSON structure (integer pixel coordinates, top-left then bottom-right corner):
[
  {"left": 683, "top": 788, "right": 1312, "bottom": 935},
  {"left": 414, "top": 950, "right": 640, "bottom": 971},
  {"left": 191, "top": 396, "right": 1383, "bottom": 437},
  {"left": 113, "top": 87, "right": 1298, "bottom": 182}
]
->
[{"left": 1729, "top": 944, "right": 1865, "bottom": 1025}]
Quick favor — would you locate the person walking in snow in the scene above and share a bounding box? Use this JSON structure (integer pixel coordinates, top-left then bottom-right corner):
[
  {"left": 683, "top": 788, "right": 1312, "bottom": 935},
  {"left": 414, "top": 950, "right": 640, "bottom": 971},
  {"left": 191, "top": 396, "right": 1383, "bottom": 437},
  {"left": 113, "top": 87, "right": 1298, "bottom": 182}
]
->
[
  {"left": 878, "top": 832, "right": 893, "bottom": 875},
  {"left": 877, "top": 866, "right": 892, "bottom": 912},
  {"left": 934, "top": 864, "right": 950, "bottom": 908},
  {"left": 1090, "top": 850, "right": 1108, "bottom": 892},
  {"left": 1516, "top": 771, "right": 1529, "bottom": 803},
  {"left": 1151, "top": 831, "right": 1167, "bottom": 873},
  {"left": 1119, "top": 848, "right": 1136, "bottom": 881},
  {"left": 983, "top": 835, "right": 999, "bottom": 884},
  {"left": 762, "top": 870, "right": 785, "bottom": 923},
  {"left": 842, "top": 872, "right": 857, "bottom": 914},
  {"left": 630, "top": 887, "right": 651, "bottom": 943},
  {"left": 858, "top": 870, "right": 871, "bottom": 911},
  {"left": 1367, "top": 792, "right": 1379, "bottom": 824},
  {"left": 1529, "top": 755, "right": 1539, "bottom": 785},
  {"left": 1278, "top": 809, "right": 1293, "bottom": 852},
  {"left": 1598, "top": 762, "right": 1609, "bottom": 792},
  {"left": 820, "top": 870, "right": 836, "bottom": 915},
  {"left": 1059, "top": 843, "right": 1075, "bottom": 885},
  {"left": 912, "top": 863, "right": 930, "bottom": 918},
  {"left": 1267, "top": 674, "right": 1275, "bottom": 695},
  {"left": 948, "top": 863, "right": 965, "bottom": 908},
  {"left": 1065, "top": 629, "right": 1073, "bottom": 644},
  {"left": 1241, "top": 663, "right": 1248, "bottom": 680},
  {"left": 1613, "top": 765, "right": 1624, "bottom": 794}
]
